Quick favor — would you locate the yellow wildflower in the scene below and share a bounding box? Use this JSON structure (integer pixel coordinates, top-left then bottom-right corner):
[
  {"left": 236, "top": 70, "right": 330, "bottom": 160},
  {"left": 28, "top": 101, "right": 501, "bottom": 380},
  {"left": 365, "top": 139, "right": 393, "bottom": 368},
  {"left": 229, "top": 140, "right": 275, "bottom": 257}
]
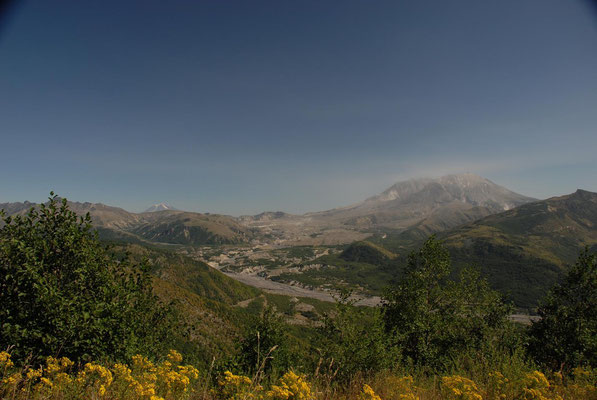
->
[
  {"left": 46, "top": 356, "right": 73, "bottom": 374},
  {"left": 381, "top": 375, "right": 419, "bottom": 400},
  {"left": 1, "top": 372, "right": 21, "bottom": 387},
  {"left": 132, "top": 354, "right": 156, "bottom": 372},
  {"left": 218, "top": 370, "right": 255, "bottom": 399},
  {"left": 519, "top": 371, "right": 563, "bottom": 400},
  {"left": 54, "top": 372, "right": 72, "bottom": 386},
  {"left": 178, "top": 364, "right": 200, "bottom": 380},
  {"left": 113, "top": 363, "right": 133, "bottom": 380},
  {"left": 0, "top": 351, "right": 14, "bottom": 369},
  {"left": 134, "top": 381, "right": 157, "bottom": 397},
  {"left": 267, "top": 371, "right": 311, "bottom": 400},
  {"left": 221, "top": 370, "right": 252, "bottom": 387},
  {"left": 167, "top": 349, "right": 183, "bottom": 364},
  {"left": 441, "top": 375, "right": 482, "bottom": 400},
  {"left": 487, "top": 371, "right": 509, "bottom": 399},
  {"left": 26, "top": 368, "right": 43, "bottom": 380},
  {"left": 76, "top": 362, "right": 113, "bottom": 398},
  {"left": 360, "top": 384, "right": 381, "bottom": 400},
  {"left": 40, "top": 377, "right": 53, "bottom": 387}
]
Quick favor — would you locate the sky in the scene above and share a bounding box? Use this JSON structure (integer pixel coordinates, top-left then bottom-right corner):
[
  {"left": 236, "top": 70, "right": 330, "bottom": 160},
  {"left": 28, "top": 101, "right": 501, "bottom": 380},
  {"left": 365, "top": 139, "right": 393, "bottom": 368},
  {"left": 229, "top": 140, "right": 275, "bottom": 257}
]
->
[{"left": 1, "top": 0, "right": 596, "bottom": 215}]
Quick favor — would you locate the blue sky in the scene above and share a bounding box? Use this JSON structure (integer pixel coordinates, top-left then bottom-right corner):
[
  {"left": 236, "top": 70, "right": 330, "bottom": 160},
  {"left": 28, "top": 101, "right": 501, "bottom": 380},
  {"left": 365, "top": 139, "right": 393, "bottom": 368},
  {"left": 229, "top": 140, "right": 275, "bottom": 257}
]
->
[{"left": 1, "top": 0, "right": 596, "bottom": 215}]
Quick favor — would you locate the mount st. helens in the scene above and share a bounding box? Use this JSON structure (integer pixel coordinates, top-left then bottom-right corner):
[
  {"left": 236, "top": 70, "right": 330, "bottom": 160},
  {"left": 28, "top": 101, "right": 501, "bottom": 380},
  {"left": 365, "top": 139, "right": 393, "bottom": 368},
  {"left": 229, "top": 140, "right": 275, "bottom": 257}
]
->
[
  {"left": 310, "top": 173, "right": 534, "bottom": 226},
  {"left": 240, "top": 173, "right": 536, "bottom": 245}
]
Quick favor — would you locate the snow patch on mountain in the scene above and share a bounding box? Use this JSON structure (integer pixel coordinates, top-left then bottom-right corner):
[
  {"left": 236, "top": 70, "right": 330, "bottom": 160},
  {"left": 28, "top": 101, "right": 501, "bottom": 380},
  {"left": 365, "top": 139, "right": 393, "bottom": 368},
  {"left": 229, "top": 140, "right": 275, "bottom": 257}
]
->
[{"left": 143, "top": 203, "right": 179, "bottom": 213}]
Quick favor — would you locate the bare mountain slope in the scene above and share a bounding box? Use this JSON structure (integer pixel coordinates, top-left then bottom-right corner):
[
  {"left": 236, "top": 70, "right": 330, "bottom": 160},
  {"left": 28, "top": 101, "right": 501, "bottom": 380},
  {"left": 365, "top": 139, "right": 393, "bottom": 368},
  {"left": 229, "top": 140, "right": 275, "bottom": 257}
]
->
[
  {"left": 0, "top": 201, "right": 36, "bottom": 217},
  {"left": 238, "top": 174, "right": 536, "bottom": 244},
  {"left": 131, "top": 210, "right": 253, "bottom": 245},
  {"left": 0, "top": 200, "right": 252, "bottom": 245},
  {"left": 311, "top": 173, "right": 535, "bottom": 228}
]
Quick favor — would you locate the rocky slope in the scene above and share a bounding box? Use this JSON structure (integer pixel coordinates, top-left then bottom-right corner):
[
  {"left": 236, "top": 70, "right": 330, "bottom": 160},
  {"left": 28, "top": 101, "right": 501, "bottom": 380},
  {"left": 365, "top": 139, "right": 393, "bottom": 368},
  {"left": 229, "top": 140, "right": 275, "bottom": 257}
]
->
[
  {"left": 238, "top": 174, "right": 537, "bottom": 245},
  {"left": 312, "top": 173, "right": 535, "bottom": 228},
  {"left": 0, "top": 200, "right": 252, "bottom": 245}
]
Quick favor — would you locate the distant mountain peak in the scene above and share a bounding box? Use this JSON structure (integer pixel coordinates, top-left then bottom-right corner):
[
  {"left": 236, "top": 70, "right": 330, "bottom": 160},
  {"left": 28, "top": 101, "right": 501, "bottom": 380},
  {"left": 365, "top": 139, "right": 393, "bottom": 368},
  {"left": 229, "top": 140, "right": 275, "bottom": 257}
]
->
[
  {"left": 143, "top": 203, "right": 179, "bottom": 213},
  {"left": 367, "top": 173, "right": 535, "bottom": 210}
]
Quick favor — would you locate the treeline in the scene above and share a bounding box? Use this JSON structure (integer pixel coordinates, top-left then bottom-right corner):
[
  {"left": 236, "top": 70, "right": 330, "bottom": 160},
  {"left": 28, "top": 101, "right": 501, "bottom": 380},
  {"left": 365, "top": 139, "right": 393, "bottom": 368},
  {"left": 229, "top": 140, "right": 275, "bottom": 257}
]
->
[{"left": 1, "top": 196, "right": 596, "bottom": 399}]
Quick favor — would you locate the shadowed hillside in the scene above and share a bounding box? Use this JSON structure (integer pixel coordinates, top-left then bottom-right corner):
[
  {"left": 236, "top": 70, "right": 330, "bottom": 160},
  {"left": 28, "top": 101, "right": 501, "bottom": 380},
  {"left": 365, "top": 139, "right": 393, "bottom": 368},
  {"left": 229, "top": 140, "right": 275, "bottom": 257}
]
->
[{"left": 375, "top": 189, "right": 597, "bottom": 309}]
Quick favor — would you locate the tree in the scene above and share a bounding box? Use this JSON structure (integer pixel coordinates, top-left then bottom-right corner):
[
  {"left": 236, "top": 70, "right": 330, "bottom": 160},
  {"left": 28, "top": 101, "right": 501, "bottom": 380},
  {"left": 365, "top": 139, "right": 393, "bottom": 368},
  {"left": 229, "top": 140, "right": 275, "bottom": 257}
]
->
[
  {"left": 0, "top": 194, "right": 183, "bottom": 364},
  {"left": 237, "top": 305, "right": 292, "bottom": 376},
  {"left": 383, "top": 236, "right": 514, "bottom": 371},
  {"left": 529, "top": 248, "right": 597, "bottom": 370},
  {"left": 318, "top": 291, "right": 394, "bottom": 382}
]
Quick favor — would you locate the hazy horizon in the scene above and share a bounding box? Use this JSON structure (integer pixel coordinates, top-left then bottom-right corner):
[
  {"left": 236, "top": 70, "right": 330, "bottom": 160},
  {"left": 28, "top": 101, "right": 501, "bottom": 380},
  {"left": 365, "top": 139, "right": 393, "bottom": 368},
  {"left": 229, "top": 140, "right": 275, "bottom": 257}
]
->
[
  {"left": 1, "top": 0, "right": 596, "bottom": 215},
  {"left": 1, "top": 171, "right": 594, "bottom": 217}
]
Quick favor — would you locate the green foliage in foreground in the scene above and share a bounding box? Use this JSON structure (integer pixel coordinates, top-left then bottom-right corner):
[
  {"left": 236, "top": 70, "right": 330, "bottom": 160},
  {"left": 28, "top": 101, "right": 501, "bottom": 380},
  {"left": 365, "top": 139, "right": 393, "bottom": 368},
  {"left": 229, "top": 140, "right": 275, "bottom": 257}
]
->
[
  {"left": 319, "top": 292, "right": 395, "bottom": 381},
  {"left": 529, "top": 248, "right": 597, "bottom": 370},
  {"left": 383, "top": 237, "right": 516, "bottom": 371},
  {"left": 0, "top": 195, "right": 184, "bottom": 365},
  {"left": 236, "top": 306, "right": 293, "bottom": 376}
]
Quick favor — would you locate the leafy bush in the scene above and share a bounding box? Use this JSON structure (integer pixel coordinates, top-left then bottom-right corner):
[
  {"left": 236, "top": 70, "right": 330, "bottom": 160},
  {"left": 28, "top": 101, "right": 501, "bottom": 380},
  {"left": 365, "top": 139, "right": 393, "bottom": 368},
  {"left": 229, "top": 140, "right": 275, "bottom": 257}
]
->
[
  {"left": 0, "top": 194, "right": 183, "bottom": 365},
  {"left": 383, "top": 236, "right": 515, "bottom": 371},
  {"left": 529, "top": 248, "right": 597, "bottom": 370},
  {"left": 237, "top": 306, "right": 293, "bottom": 376},
  {"left": 318, "top": 292, "right": 394, "bottom": 381}
]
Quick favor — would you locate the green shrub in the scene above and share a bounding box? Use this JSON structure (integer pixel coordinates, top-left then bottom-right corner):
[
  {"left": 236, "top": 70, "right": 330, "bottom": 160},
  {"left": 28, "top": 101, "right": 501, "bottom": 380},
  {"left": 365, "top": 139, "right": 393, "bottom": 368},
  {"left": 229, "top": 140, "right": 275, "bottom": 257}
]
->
[
  {"left": 0, "top": 194, "right": 183, "bottom": 365},
  {"left": 383, "top": 236, "right": 515, "bottom": 371},
  {"left": 318, "top": 292, "right": 395, "bottom": 381},
  {"left": 237, "top": 306, "right": 293, "bottom": 376},
  {"left": 529, "top": 248, "right": 597, "bottom": 370}
]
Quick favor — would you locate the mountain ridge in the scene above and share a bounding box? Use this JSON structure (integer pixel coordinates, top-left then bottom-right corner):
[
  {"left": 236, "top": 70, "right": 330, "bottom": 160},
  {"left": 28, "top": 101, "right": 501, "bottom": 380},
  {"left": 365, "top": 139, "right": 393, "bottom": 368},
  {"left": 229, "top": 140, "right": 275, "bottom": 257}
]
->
[
  {"left": 0, "top": 200, "right": 251, "bottom": 246},
  {"left": 239, "top": 173, "right": 537, "bottom": 245},
  {"left": 372, "top": 188, "right": 597, "bottom": 308},
  {"left": 1, "top": 173, "right": 539, "bottom": 246}
]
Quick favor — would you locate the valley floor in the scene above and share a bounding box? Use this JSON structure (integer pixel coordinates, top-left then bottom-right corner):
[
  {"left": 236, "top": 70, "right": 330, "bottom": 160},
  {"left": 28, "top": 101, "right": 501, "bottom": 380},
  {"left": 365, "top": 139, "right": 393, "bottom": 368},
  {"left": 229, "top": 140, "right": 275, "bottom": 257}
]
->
[{"left": 223, "top": 270, "right": 381, "bottom": 306}]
